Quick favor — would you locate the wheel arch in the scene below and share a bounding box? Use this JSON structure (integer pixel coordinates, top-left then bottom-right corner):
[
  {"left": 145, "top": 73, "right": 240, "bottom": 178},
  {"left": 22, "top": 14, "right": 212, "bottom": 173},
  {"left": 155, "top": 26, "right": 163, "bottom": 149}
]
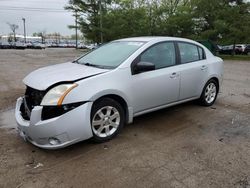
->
[
  {"left": 93, "top": 94, "right": 130, "bottom": 124},
  {"left": 207, "top": 76, "right": 219, "bottom": 90},
  {"left": 200, "top": 76, "right": 220, "bottom": 98}
]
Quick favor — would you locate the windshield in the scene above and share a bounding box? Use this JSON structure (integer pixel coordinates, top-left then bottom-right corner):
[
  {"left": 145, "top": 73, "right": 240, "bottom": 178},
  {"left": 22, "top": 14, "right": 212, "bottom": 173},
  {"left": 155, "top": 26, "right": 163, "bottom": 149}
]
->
[{"left": 76, "top": 41, "right": 145, "bottom": 69}]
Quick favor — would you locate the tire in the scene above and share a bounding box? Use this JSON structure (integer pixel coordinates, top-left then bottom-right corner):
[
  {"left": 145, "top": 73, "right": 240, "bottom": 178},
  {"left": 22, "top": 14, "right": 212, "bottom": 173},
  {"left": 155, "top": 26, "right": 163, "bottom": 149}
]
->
[
  {"left": 91, "top": 98, "right": 125, "bottom": 142},
  {"left": 199, "top": 79, "right": 218, "bottom": 106}
]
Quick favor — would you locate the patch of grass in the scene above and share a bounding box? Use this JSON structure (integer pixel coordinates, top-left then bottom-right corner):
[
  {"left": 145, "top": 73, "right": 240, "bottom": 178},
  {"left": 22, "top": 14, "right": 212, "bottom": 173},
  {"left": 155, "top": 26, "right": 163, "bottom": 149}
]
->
[{"left": 218, "top": 55, "right": 250, "bottom": 61}]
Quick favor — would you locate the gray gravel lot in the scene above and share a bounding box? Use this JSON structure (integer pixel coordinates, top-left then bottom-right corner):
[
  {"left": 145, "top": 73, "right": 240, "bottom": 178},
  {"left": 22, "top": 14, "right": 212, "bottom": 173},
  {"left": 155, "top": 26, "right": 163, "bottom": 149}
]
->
[{"left": 0, "top": 49, "right": 250, "bottom": 188}]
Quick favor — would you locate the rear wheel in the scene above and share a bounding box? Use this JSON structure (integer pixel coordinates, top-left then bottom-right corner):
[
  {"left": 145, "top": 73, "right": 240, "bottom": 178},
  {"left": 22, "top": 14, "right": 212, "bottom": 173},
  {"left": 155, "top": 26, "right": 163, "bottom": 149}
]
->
[
  {"left": 91, "top": 98, "right": 125, "bottom": 142},
  {"left": 199, "top": 79, "right": 218, "bottom": 106}
]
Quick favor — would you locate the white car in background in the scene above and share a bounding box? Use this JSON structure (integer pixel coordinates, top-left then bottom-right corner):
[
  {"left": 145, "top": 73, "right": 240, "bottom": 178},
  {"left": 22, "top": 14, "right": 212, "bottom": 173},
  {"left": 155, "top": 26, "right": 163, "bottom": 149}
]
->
[
  {"left": 33, "top": 42, "right": 46, "bottom": 49},
  {"left": 235, "top": 44, "right": 247, "bottom": 54},
  {"left": 14, "top": 42, "right": 27, "bottom": 49},
  {"left": 15, "top": 37, "right": 223, "bottom": 149}
]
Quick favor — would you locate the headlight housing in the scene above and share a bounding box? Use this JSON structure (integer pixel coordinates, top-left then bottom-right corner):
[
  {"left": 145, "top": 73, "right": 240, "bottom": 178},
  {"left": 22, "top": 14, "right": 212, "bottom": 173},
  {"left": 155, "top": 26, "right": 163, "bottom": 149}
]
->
[{"left": 41, "top": 83, "right": 78, "bottom": 106}]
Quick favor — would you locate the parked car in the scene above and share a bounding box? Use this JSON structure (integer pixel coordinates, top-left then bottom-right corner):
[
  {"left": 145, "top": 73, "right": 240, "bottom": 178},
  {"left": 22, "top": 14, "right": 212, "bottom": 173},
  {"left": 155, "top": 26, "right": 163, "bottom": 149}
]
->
[
  {"left": 78, "top": 43, "right": 88, "bottom": 49},
  {"left": 235, "top": 44, "right": 247, "bottom": 54},
  {"left": 33, "top": 42, "right": 45, "bottom": 49},
  {"left": 26, "top": 42, "right": 34, "bottom": 49},
  {"left": 15, "top": 37, "right": 223, "bottom": 149},
  {"left": 67, "top": 43, "right": 76, "bottom": 48},
  {"left": 58, "top": 43, "right": 67, "bottom": 48},
  {"left": 243, "top": 44, "right": 250, "bottom": 55},
  {"left": 0, "top": 41, "right": 26, "bottom": 49},
  {"left": 14, "top": 42, "right": 27, "bottom": 50},
  {"left": 86, "top": 44, "right": 98, "bottom": 50},
  {"left": 219, "top": 45, "right": 234, "bottom": 55},
  {"left": 0, "top": 41, "right": 11, "bottom": 49},
  {"left": 51, "top": 42, "right": 59, "bottom": 48},
  {"left": 219, "top": 44, "right": 248, "bottom": 55}
]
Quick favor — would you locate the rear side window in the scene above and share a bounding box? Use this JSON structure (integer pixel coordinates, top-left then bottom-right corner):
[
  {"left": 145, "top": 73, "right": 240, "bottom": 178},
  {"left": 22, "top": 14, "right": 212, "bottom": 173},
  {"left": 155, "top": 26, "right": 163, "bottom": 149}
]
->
[
  {"left": 198, "top": 46, "right": 205, "bottom": 60},
  {"left": 178, "top": 42, "right": 205, "bottom": 64}
]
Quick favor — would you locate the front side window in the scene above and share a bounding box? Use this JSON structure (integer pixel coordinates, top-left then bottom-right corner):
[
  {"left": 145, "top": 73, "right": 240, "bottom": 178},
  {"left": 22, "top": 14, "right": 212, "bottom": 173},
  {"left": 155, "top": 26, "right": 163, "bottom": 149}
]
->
[
  {"left": 77, "top": 41, "right": 145, "bottom": 69},
  {"left": 178, "top": 42, "right": 200, "bottom": 64},
  {"left": 140, "top": 42, "right": 176, "bottom": 69}
]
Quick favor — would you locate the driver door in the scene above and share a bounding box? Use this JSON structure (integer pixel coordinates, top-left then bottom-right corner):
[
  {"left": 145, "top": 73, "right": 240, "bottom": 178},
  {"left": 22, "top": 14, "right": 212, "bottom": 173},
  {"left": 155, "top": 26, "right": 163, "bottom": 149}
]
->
[{"left": 130, "top": 42, "right": 180, "bottom": 113}]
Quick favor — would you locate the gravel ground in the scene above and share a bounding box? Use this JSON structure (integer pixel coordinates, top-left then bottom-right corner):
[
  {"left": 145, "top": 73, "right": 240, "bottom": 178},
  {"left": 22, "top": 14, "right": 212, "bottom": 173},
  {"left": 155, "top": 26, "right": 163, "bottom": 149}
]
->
[{"left": 0, "top": 49, "right": 250, "bottom": 188}]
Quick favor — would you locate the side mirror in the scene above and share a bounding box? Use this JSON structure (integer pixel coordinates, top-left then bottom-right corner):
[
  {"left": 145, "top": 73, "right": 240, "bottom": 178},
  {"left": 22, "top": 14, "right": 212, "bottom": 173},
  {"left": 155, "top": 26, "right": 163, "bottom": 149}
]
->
[{"left": 133, "top": 61, "right": 155, "bottom": 74}]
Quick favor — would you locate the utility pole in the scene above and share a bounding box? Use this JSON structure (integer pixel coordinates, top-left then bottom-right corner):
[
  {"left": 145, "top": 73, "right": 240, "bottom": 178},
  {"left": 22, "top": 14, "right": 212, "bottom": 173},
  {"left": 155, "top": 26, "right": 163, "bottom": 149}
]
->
[
  {"left": 75, "top": 10, "right": 78, "bottom": 49},
  {"left": 22, "top": 18, "right": 26, "bottom": 43},
  {"left": 99, "top": 0, "right": 103, "bottom": 44}
]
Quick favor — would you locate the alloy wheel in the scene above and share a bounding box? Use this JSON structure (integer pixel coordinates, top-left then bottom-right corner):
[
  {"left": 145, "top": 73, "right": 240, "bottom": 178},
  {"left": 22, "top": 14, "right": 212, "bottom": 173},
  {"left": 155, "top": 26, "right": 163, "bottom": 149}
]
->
[
  {"left": 92, "top": 106, "right": 120, "bottom": 138},
  {"left": 205, "top": 82, "right": 217, "bottom": 104}
]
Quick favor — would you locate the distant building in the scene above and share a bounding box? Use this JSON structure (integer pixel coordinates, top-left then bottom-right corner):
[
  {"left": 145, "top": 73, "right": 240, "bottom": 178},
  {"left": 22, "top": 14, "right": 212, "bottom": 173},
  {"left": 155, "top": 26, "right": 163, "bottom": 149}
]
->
[{"left": 0, "top": 34, "right": 42, "bottom": 43}]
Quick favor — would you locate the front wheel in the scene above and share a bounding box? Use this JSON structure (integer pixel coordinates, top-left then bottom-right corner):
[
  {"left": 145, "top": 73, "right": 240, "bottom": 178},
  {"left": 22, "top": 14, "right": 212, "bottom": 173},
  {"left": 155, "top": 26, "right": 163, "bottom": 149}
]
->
[
  {"left": 199, "top": 79, "right": 218, "bottom": 106},
  {"left": 91, "top": 98, "right": 125, "bottom": 142}
]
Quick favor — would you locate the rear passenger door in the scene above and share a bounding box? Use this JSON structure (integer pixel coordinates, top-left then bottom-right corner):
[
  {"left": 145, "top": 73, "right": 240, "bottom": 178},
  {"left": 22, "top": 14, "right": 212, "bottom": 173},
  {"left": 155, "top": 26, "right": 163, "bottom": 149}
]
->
[{"left": 177, "top": 42, "right": 208, "bottom": 100}]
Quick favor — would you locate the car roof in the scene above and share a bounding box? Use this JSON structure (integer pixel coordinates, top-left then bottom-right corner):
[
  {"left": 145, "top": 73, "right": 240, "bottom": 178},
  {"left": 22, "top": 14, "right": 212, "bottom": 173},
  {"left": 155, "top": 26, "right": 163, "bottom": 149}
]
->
[
  {"left": 115, "top": 36, "right": 215, "bottom": 61},
  {"left": 116, "top": 36, "right": 197, "bottom": 43}
]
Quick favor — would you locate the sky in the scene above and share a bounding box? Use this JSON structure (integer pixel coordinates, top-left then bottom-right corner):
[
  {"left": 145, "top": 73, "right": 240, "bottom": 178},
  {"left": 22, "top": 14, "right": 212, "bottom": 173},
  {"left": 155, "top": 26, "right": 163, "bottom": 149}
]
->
[{"left": 0, "top": 0, "right": 74, "bottom": 36}]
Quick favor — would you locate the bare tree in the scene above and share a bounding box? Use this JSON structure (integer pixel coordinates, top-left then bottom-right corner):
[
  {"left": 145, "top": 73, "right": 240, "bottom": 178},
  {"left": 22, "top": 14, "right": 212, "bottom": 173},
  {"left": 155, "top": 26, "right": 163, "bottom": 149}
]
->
[
  {"left": 7, "top": 23, "right": 19, "bottom": 42},
  {"left": 37, "top": 30, "right": 46, "bottom": 44},
  {"left": 33, "top": 30, "right": 47, "bottom": 43}
]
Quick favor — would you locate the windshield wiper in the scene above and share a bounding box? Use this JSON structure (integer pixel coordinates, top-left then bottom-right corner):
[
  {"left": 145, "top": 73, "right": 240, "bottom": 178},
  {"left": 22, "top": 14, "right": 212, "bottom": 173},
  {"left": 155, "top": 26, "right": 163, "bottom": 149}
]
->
[
  {"left": 73, "top": 60, "right": 99, "bottom": 68},
  {"left": 72, "top": 59, "right": 79, "bottom": 64},
  {"left": 74, "top": 61, "right": 113, "bottom": 69},
  {"left": 83, "top": 62, "right": 108, "bottom": 69}
]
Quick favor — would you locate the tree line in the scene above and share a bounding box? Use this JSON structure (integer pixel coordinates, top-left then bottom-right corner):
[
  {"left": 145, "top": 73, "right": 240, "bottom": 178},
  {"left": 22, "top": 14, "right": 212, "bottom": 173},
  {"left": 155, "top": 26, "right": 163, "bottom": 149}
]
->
[{"left": 65, "top": 0, "right": 250, "bottom": 45}]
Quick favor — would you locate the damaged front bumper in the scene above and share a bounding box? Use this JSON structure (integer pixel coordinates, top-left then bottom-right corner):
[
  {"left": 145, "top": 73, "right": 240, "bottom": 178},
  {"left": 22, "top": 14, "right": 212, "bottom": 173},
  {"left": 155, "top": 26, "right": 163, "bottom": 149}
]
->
[{"left": 15, "top": 97, "right": 93, "bottom": 149}]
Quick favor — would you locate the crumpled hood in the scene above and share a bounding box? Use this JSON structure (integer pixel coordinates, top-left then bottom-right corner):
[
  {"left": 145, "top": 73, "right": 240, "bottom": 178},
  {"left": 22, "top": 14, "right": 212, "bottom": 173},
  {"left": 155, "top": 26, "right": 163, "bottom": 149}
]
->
[{"left": 23, "top": 62, "right": 109, "bottom": 90}]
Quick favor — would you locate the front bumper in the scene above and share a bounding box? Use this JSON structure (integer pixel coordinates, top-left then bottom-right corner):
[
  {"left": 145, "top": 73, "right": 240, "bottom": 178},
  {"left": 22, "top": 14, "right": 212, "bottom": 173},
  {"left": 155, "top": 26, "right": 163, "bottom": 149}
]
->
[{"left": 15, "top": 97, "right": 93, "bottom": 149}]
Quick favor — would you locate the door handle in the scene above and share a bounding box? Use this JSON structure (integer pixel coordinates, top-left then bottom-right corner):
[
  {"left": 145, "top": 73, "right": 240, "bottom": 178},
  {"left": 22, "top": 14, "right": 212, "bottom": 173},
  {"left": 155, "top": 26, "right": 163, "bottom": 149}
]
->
[
  {"left": 201, "top": 65, "right": 208, "bottom": 70},
  {"left": 170, "top": 72, "right": 178, "bottom": 78}
]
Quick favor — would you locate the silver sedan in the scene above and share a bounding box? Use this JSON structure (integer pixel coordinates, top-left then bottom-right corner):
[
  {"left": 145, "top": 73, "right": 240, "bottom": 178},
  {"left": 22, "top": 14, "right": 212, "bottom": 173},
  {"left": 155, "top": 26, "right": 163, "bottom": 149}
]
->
[{"left": 15, "top": 37, "right": 223, "bottom": 149}]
